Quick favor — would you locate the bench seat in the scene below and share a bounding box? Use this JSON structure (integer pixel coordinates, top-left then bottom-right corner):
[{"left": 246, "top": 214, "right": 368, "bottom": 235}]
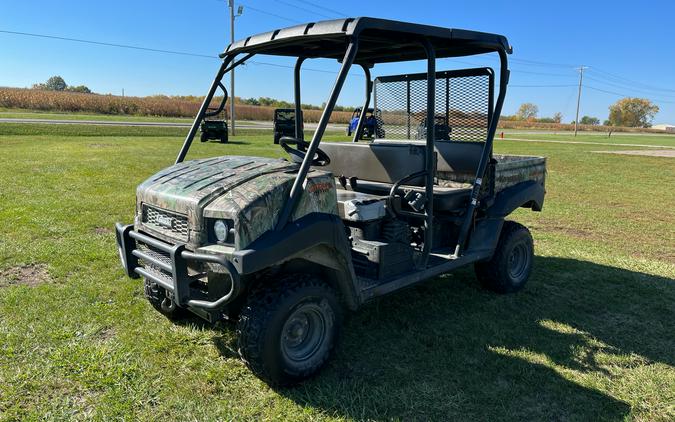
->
[
  {"left": 354, "top": 180, "right": 472, "bottom": 211},
  {"left": 318, "top": 140, "right": 483, "bottom": 212}
]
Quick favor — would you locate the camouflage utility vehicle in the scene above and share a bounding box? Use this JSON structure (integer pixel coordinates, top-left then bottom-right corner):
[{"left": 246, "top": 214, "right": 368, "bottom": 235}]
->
[{"left": 115, "top": 17, "right": 546, "bottom": 385}]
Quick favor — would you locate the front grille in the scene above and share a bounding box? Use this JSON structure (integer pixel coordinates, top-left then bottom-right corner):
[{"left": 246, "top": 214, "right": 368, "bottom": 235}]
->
[
  {"left": 137, "top": 242, "right": 174, "bottom": 284},
  {"left": 136, "top": 240, "right": 206, "bottom": 290},
  {"left": 137, "top": 243, "right": 172, "bottom": 271},
  {"left": 142, "top": 205, "right": 189, "bottom": 241}
]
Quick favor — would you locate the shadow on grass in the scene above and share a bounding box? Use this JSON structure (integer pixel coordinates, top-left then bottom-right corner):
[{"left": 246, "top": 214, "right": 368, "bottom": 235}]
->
[
  {"left": 227, "top": 141, "right": 251, "bottom": 145},
  {"left": 269, "top": 257, "right": 674, "bottom": 420}
]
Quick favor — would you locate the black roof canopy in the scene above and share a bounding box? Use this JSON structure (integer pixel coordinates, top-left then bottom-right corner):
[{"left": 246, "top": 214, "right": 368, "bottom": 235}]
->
[{"left": 222, "top": 17, "right": 512, "bottom": 64}]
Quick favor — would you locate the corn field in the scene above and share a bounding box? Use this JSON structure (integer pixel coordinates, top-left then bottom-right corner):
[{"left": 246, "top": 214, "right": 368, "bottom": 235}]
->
[
  {"left": 2, "top": 88, "right": 666, "bottom": 133},
  {"left": 0, "top": 88, "right": 353, "bottom": 123}
]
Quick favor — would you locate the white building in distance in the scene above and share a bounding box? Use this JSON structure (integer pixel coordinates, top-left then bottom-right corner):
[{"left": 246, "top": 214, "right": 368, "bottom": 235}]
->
[{"left": 652, "top": 124, "right": 675, "bottom": 133}]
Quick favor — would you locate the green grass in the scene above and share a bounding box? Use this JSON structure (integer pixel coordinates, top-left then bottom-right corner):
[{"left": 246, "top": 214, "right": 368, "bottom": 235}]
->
[
  {"left": 0, "top": 125, "right": 673, "bottom": 420},
  {"left": 502, "top": 131, "right": 675, "bottom": 148},
  {"left": 0, "top": 108, "right": 194, "bottom": 123}
]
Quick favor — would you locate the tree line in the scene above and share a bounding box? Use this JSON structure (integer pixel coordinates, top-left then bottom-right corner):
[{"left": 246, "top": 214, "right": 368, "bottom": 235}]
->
[
  {"left": 32, "top": 75, "right": 92, "bottom": 94},
  {"left": 29, "top": 75, "right": 661, "bottom": 128},
  {"left": 507, "top": 98, "right": 660, "bottom": 128}
]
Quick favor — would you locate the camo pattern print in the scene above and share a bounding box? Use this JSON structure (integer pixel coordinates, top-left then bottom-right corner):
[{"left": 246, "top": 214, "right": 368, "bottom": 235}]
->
[
  {"left": 136, "top": 156, "right": 336, "bottom": 249},
  {"left": 437, "top": 155, "right": 546, "bottom": 195}
]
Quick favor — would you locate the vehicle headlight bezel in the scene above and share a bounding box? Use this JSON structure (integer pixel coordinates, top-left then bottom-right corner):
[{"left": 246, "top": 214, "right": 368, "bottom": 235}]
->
[
  {"left": 214, "top": 220, "right": 229, "bottom": 242},
  {"left": 208, "top": 218, "right": 234, "bottom": 244}
]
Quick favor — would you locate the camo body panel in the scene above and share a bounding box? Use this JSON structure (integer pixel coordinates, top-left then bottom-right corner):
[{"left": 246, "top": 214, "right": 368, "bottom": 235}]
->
[
  {"left": 204, "top": 171, "right": 337, "bottom": 249},
  {"left": 492, "top": 155, "right": 546, "bottom": 192},
  {"left": 135, "top": 155, "right": 336, "bottom": 249},
  {"left": 437, "top": 155, "right": 546, "bottom": 195}
]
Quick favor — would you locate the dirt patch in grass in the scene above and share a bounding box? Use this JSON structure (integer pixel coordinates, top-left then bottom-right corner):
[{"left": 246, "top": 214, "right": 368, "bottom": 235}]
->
[
  {"left": 94, "top": 226, "right": 112, "bottom": 235},
  {"left": 97, "top": 327, "right": 116, "bottom": 341},
  {"left": 0, "top": 263, "right": 52, "bottom": 287},
  {"left": 593, "top": 149, "right": 675, "bottom": 158},
  {"left": 534, "top": 223, "right": 596, "bottom": 240}
]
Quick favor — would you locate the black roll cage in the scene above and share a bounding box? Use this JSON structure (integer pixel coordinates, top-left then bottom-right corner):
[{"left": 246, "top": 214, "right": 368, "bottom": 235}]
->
[{"left": 175, "top": 25, "right": 510, "bottom": 262}]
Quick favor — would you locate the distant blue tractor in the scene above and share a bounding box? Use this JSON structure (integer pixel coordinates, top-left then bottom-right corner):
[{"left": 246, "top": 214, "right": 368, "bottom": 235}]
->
[{"left": 346, "top": 107, "right": 385, "bottom": 139}]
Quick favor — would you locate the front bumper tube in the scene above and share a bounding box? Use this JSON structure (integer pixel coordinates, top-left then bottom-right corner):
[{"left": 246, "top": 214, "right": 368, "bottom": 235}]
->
[{"left": 115, "top": 223, "right": 240, "bottom": 310}]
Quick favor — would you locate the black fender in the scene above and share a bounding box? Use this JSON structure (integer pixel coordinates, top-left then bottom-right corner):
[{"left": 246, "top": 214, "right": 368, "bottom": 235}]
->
[
  {"left": 487, "top": 180, "right": 545, "bottom": 218},
  {"left": 466, "top": 217, "right": 504, "bottom": 256},
  {"left": 231, "top": 213, "right": 360, "bottom": 310}
]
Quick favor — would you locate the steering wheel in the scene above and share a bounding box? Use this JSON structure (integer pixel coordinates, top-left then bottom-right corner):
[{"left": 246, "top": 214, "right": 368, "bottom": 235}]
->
[{"left": 279, "top": 136, "right": 330, "bottom": 166}]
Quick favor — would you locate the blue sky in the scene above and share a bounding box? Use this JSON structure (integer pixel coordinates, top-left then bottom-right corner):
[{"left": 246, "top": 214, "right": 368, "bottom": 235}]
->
[{"left": 2, "top": 0, "right": 675, "bottom": 123}]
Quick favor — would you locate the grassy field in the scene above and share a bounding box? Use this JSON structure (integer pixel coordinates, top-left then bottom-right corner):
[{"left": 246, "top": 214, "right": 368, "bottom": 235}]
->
[
  {"left": 0, "top": 124, "right": 673, "bottom": 420},
  {"left": 0, "top": 109, "right": 194, "bottom": 123},
  {"left": 503, "top": 131, "right": 675, "bottom": 148}
]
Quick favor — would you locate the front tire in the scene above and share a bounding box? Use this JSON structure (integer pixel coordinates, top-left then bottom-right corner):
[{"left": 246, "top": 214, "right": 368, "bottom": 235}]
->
[
  {"left": 474, "top": 221, "right": 534, "bottom": 294},
  {"left": 237, "top": 275, "right": 342, "bottom": 386}
]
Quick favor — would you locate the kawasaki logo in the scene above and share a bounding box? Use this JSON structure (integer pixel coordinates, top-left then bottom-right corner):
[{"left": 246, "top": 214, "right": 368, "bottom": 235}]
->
[{"left": 156, "top": 214, "right": 174, "bottom": 229}]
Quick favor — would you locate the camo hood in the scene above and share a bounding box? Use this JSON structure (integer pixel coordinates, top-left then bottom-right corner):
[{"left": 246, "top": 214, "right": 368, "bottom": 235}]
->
[{"left": 135, "top": 156, "right": 337, "bottom": 249}]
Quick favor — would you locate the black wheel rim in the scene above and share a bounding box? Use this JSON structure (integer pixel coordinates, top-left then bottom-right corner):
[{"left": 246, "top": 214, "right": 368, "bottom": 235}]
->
[
  {"left": 281, "top": 302, "right": 328, "bottom": 363},
  {"left": 508, "top": 242, "right": 530, "bottom": 282}
]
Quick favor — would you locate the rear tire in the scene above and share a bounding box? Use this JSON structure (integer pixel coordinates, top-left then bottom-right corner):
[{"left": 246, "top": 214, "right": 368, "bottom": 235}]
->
[
  {"left": 200, "top": 132, "right": 208, "bottom": 142},
  {"left": 220, "top": 133, "right": 228, "bottom": 143},
  {"left": 237, "top": 275, "right": 342, "bottom": 386},
  {"left": 474, "top": 221, "right": 534, "bottom": 294}
]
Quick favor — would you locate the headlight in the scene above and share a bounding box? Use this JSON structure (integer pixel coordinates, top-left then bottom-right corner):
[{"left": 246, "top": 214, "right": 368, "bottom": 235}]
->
[{"left": 213, "top": 219, "right": 229, "bottom": 242}]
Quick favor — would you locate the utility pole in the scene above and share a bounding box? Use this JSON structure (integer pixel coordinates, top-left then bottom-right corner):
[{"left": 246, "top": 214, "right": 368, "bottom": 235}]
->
[
  {"left": 229, "top": 0, "right": 236, "bottom": 136},
  {"left": 574, "top": 66, "right": 588, "bottom": 137}
]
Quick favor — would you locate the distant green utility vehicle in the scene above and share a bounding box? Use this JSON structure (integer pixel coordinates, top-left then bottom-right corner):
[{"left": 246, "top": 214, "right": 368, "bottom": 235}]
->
[
  {"left": 199, "top": 89, "right": 228, "bottom": 143},
  {"left": 115, "top": 17, "right": 546, "bottom": 386},
  {"left": 200, "top": 118, "right": 228, "bottom": 143},
  {"left": 273, "top": 108, "right": 302, "bottom": 144}
]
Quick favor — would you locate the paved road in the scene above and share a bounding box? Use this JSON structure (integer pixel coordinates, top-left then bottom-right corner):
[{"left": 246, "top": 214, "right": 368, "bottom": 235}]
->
[
  {"left": 502, "top": 129, "right": 675, "bottom": 138},
  {"left": 3, "top": 117, "right": 672, "bottom": 140},
  {"left": 504, "top": 136, "right": 675, "bottom": 149},
  {"left": 0, "top": 117, "right": 193, "bottom": 127},
  {"left": 0, "top": 117, "right": 345, "bottom": 131}
]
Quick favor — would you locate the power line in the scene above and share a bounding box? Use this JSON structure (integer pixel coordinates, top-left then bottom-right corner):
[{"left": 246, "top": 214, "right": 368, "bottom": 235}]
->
[
  {"left": 4, "top": 26, "right": 674, "bottom": 111},
  {"left": 237, "top": 3, "right": 302, "bottom": 24},
  {"left": 590, "top": 68, "right": 675, "bottom": 93},
  {"left": 439, "top": 57, "right": 577, "bottom": 78},
  {"left": 585, "top": 85, "right": 675, "bottom": 104},
  {"left": 275, "top": 0, "right": 335, "bottom": 20},
  {"left": 290, "top": 0, "right": 348, "bottom": 17},
  {"left": 0, "top": 27, "right": 358, "bottom": 77},
  {"left": 510, "top": 84, "right": 577, "bottom": 88},
  {"left": 510, "top": 68, "right": 576, "bottom": 78},
  {"left": 509, "top": 57, "right": 576, "bottom": 68},
  {"left": 0, "top": 29, "right": 589, "bottom": 82},
  {"left": 0, "top": 29, "right": 216, "bottom": 59},
  {"left": 584, "top": 75, "right": 675, "bottom": 98},
  {"left": 248, "top": 59, "right": 364, "bottom": 77}
]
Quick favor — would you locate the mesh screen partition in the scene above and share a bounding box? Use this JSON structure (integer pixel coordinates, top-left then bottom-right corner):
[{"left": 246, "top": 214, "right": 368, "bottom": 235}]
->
[{"left": 373, "top": 68, "right": 494, "bottom": 142}]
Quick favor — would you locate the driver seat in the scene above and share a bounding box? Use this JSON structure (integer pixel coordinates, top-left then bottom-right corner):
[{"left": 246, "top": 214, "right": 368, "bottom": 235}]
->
[{"left": 318, "top": 141, "right": 480, "bottom": 212}]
